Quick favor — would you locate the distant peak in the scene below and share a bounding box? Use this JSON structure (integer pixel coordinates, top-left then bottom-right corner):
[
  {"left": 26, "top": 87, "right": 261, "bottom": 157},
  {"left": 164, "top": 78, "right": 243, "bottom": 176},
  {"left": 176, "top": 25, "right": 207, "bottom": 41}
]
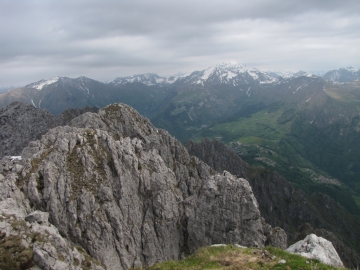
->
[
  {"left": 108, "top": 73, "right": 177, "bottom": 86},
  {"left": 25, "top": 76, "right": 60, "bottom": 90},
  {"left": 214, "top": 62, "right": 247, "bottom": 69},
  {"left": 344, "top": 66, "right": 359, "bottom": 72}
]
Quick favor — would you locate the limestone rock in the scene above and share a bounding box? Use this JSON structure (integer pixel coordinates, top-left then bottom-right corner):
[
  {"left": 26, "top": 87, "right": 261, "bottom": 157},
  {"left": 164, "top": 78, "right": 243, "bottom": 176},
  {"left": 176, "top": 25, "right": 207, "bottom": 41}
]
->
[
  {"left": 286, "top": 234, "right": 344, "bottom": 267},
  {"left": 4, "top": 103, "right": 270, "bottom": 269},
  {"left": 1, "top": 103, "right": 325, "bottom": 269},
  {"left": 0, "top": 158, "right": 105, "bottom": 270},
  {"left": 25, "top": 210, "right": 49, "bottom": 225},
  {"left": 263, "top": 222, "right": 287, "bottom": 249}
]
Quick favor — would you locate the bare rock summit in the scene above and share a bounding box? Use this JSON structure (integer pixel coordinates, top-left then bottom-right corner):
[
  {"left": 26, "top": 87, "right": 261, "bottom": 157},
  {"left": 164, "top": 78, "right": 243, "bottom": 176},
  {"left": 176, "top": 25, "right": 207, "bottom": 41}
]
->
[{"left": 1, "top": 103, "right": 285, "bottom": 269}]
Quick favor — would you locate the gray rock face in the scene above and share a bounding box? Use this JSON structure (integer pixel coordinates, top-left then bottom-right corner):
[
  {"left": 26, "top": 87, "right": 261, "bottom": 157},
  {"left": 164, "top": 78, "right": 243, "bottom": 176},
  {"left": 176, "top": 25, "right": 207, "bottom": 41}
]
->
[
  {"left": 1, "top": 103, "right": 279, "bottom": 269},
  {"left": 25, "top": 210, "right": 49, "bottom": 225},
  {"left": 0, "top": 102, "right": 99, "bottom": 159},
  {"left": 0, "top": 158, "right": 105, "bottom": 270},
  {"left": 286, "top": 234, "right": 344, "bottom": 267}
]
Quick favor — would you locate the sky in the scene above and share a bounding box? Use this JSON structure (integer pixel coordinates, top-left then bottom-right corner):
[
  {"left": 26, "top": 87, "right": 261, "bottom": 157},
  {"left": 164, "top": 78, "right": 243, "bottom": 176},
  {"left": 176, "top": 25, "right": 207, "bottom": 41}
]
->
[{"left": 1, "top": 0, "right": 360, "bottom": 86}]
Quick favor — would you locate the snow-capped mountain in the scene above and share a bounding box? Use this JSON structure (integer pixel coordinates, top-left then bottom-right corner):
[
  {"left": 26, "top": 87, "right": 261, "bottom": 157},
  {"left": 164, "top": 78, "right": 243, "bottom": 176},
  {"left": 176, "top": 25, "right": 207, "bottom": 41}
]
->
[
  {"left": 2, "top": 76, "right": 114, "bottom": 114},
  {"left": 323, "top": 67, "right": 360, "bottom": 83},
  {"left": 180, "top": 63, "right": 279, "bottom": 86},
  {"left": 25, "top": 76, "right": 60, "bottom": 90},
  {"left": 24, "top": 76, "right": 99, "bottom": 96},
  {"left": 279, "top": 70, "right": 318, "bottom": 80},
  {"left": 108, "top": 73, "right": 178, "bottom": 87}
]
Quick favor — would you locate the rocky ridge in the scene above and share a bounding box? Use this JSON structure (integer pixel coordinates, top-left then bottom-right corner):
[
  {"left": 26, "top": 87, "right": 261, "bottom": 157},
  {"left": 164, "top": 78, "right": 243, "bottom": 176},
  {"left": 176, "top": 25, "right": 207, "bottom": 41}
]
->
[
  {"left": 0, "top": 103, "right": 286, "bottom": 269},
  {"left": 0, "top": 102, "right": 99, "bottom": 159}
]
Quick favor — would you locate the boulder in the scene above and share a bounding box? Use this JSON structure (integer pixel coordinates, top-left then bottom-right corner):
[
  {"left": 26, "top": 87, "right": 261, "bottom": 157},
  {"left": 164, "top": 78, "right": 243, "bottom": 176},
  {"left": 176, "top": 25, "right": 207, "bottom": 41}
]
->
[
  {"left": 25, "top": 210, "right": 49, "bottom": 225},
  {"left": 286, "top": 234, "right": 344, "bottom": 267}
]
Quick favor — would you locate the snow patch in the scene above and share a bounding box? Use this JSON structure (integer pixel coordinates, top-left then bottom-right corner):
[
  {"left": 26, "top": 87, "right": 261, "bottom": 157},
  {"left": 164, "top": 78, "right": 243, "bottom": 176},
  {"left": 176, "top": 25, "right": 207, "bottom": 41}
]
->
[
  {"left": 246, "top": 87, "right": 251, "bottom": 97},
  {"left": 32, "top": 76, "right": 60, "bottom": 90},
  {"left": 201, "top": 67, "right": 216, "bottom": 80}
]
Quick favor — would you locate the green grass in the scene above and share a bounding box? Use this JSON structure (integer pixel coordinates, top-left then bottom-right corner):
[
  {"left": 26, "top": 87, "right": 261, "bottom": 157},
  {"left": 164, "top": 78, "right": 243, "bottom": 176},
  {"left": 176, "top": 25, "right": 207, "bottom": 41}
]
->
[
  {"left": 211, "top": 109, "right": 291, "bottom": 141},
  {"left": 133, "top": 245, "right": 345, "bottom": 270}
]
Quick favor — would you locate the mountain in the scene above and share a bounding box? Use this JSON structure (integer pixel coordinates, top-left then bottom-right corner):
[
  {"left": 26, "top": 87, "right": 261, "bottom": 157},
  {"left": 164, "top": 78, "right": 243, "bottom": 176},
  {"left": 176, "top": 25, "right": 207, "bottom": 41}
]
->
[
  {"left": 108, "top": 73, "right": 178, "bottom": 86},
  {"left": 0, "top": 76, "right": 114, "bottom": 115},
  {"left": 178, "top": 62, "right": 279, "bottom": 86},
  {"left": 0, "top": 103, "right": 286, "bottom": 269},
  {"left": 323, "top": 67, "right": 360, "bottom": 83}
]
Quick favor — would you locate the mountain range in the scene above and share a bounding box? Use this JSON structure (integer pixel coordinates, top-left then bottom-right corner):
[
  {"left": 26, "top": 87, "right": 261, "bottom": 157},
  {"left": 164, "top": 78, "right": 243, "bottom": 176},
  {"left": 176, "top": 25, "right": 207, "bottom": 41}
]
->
[{"left": 1, "top": 63, "right": 360, "bottom": 258}]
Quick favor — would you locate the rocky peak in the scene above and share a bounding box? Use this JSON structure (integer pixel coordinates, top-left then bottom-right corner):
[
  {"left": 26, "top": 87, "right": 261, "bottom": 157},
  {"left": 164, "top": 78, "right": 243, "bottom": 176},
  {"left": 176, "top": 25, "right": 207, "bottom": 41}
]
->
[
  {"left": 323, "top": 67, "right": 360, "bottom": 83},
  {"left": 24, "top": 76, "right": 60, "bottom": 90},
  {"left": 1, "top": 103, "right": 286, "bottom": 269},
  {"left": 109, "top": 73, "right": 178, "bottom": 87},
  {"left": 181, "top": 62, "right": 279, "bottom": 86}
]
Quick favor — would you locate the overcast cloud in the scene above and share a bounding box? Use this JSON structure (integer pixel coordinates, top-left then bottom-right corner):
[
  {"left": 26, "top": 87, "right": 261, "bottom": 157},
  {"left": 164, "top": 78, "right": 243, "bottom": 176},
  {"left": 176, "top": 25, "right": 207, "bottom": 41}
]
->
[{"left": 1, "top": 0, "right": 360, "bottom": 86}]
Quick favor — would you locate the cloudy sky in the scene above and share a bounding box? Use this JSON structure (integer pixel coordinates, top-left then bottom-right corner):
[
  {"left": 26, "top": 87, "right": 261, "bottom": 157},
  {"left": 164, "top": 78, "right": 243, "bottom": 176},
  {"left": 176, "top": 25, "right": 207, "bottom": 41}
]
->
[{"left": 1, "top": 0, "right": 360, "bottom": 86}]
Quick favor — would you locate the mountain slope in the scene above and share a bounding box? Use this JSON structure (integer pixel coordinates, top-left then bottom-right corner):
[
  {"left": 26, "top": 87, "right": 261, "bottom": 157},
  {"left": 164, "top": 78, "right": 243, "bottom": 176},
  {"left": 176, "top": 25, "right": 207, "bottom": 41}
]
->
[
  {"left": 185, "top": 139, "right": 360, "bottom": 268},
  {"left": 185, "top": 77, "right": 360, "bottom": 216},
  {"left": 0, "top": 77, "right": 114, "bottom": 115},
  {"left": 323, "top": 67, "right": 360, "bottom": 83}
]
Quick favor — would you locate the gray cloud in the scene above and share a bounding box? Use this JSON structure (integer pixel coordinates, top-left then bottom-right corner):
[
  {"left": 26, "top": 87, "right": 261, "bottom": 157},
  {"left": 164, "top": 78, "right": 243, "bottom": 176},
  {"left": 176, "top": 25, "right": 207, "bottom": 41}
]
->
[{"left": 1, "top": 0, "right": 360, "bottom": 86}]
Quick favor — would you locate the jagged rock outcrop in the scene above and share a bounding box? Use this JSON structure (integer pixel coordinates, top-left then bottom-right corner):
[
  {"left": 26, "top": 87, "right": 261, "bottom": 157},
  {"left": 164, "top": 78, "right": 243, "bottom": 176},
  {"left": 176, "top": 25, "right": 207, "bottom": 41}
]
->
[
  {"left": 185, "top": 138, "right": 360, "bottom": 268},
  {"left": 1, "top": 103, "right": 285, "bottom": 269},
  {"left": 286, "top": 234, "right": 344, "bottom": 267},
  {"left": 0, "top": 102, "right": 99, "bottom": 159}
]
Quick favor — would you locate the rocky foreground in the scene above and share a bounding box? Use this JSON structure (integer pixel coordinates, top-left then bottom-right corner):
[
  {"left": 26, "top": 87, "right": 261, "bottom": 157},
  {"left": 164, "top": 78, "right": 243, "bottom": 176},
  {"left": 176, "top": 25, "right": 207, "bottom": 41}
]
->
[{"left": 0, "top": 103, "right": 286, "bottom": 269}]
